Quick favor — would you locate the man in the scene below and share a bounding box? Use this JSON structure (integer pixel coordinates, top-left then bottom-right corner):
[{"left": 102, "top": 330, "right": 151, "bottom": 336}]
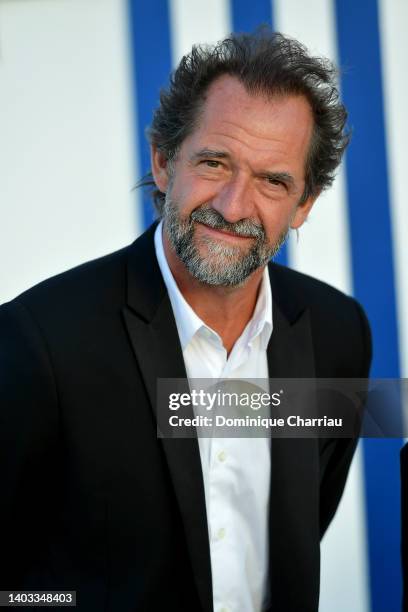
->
[{"left": 0, "top": 31, "right": 371, "bottom": 611}]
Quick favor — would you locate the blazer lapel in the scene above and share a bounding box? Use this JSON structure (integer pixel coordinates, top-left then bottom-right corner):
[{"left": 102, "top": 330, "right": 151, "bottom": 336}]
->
[
  {"left": 267, "top": 265, "right": 320, "bottom": 610},
  {"left": 122, "top": 224, "right": 213, "bottom": 612}
]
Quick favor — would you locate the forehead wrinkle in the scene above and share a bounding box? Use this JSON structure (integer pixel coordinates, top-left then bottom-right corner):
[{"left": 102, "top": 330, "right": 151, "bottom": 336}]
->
[
  {"left": 211, "top": 118, "right": 288, "bottom": 148},
  {"left": 213, "top": 130, "right": 288, "bottom": 157}
]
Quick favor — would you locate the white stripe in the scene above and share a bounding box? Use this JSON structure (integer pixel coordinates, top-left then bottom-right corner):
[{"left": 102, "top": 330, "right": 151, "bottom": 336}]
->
[
  {"left": 378, "top": 0, "right": 408, "bottom": 381},
  {"left": 168, "top": 0, "right": 231, "bottom": 67},
  {"left": 319, "top": 445, "right": 370, "bottom": 612},
  {"left": 273, "top": 0, "right": 352, "bottom": 295},
  {"left": 273, "top": 2, "right": 369, "bottom": 611},
  {"left": 0, "top": 0, "right": 139, "bottom": 302}
]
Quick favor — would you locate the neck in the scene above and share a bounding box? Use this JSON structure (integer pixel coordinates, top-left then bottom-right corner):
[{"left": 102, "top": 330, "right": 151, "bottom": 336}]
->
[{"left": 163, "top": 229, "right": 265, "bottom": 355}]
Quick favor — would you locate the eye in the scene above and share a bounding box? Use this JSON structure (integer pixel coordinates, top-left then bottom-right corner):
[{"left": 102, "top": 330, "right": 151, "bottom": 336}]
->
[
  {"left": 202, "top": 159, "right": 221, "bottom": 168},
  {"left": 265, "top": 177, "right": 283, "bottom": 186}
]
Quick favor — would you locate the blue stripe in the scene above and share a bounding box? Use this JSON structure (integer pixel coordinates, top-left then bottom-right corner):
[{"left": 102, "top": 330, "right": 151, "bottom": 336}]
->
[
  {"left": 273, "top": 238, "right": 288, "bottom": 267},
  {"left": 334, "top": 1, "right": 402, "bottom": 610},
  {"left": 229, "top": 0, "right": 288, "bottom": 266},
  {"left": 127, "top": 0, "right": 172, "bottom": 228},
  {"left": 231, "top": 0, "right": 274, "bottom": 34}
]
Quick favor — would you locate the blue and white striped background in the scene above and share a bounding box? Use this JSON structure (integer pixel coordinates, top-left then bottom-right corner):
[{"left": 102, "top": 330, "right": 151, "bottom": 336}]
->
[
  {"left": 127, "top": 2, "right": 407, "bottom": 610},
  {"left": 1, "top": 1, "right": 407, "bottom": 610}
]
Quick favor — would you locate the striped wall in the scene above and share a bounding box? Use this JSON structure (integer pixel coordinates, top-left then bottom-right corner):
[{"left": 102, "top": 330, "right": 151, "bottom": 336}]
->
[{"left": 1, "top": 1, "right": 407, "bottom": 610}]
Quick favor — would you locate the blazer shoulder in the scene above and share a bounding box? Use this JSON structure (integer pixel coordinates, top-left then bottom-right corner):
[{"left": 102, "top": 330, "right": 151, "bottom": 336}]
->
[{"left": 269, "top": 261, "right": 355, "bottom": 309}]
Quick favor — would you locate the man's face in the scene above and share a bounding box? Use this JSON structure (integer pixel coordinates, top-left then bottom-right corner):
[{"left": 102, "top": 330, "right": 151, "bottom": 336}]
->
[{"left": 152, "top": 75, "right": 317, "bottom": 286}]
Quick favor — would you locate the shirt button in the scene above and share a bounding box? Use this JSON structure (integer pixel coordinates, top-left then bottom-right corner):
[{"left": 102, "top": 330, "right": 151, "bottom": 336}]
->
[
  {"left": 217, "top": 527, "right": 226, "bottom": 540},
  {"left": 220, "top": 607, "right": 229, "bottom": 612},
  {"left": 217, "top": 450, "right": 226, "bottom": 462}
]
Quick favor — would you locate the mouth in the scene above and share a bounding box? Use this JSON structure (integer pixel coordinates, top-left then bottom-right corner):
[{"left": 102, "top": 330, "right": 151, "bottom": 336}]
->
[{"left": 195, "top": 221, "right": 254, "bottom": 243}]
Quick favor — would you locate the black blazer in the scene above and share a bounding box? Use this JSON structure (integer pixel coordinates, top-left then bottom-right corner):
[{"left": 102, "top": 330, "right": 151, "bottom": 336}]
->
[{"left": 0, "top": 223, "right": 372, "bottom": 612}]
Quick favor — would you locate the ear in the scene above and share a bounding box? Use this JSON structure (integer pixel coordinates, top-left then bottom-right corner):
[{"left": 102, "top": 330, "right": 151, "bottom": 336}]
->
[
  {"left": 290, "top": 193, "right": 319, "bottom": 229},
  {"left": 150, "top": 145, "right": 171, "bottom": 194}
]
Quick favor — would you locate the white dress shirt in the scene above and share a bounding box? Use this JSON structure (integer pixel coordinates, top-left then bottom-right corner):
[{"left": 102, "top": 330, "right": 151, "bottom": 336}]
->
[{"left": 154, "top": 221, "right": 273, "bottom": 612}]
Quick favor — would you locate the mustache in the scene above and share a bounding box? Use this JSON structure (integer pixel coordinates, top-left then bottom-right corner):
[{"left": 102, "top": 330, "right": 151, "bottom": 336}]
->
[{"left": 190, "top": 206, "right": 265, "bottom": 240}]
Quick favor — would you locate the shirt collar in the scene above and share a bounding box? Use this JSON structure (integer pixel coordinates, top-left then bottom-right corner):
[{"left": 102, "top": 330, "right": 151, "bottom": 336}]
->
[
  {"left": 154, "top": 221, "right": 204, "bottom": 349},
  {"left": 247, "top": 264, "right": 273, "bottom": 351},
  {"left": 154, "top": 220, "right": 273, "bottom": 351}
]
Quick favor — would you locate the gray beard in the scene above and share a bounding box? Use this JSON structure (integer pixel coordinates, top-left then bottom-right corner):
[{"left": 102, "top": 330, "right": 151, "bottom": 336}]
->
[{"left": 163, "top": 195, "right": 289, "bottom": 287}]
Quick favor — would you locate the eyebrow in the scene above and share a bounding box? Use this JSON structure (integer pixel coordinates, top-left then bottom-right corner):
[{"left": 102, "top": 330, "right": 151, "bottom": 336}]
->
[
  {"left": 190, "top": 148, "right": 230, "bottom": 161},
  {"left": 261, "top": 171, "right": 295, "bottom": 187}
]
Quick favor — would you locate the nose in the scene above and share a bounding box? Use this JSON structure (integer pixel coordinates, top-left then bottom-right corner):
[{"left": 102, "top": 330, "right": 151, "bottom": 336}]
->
[{"left": 211, "top": 173, "right": 255, "bottom": 223}]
